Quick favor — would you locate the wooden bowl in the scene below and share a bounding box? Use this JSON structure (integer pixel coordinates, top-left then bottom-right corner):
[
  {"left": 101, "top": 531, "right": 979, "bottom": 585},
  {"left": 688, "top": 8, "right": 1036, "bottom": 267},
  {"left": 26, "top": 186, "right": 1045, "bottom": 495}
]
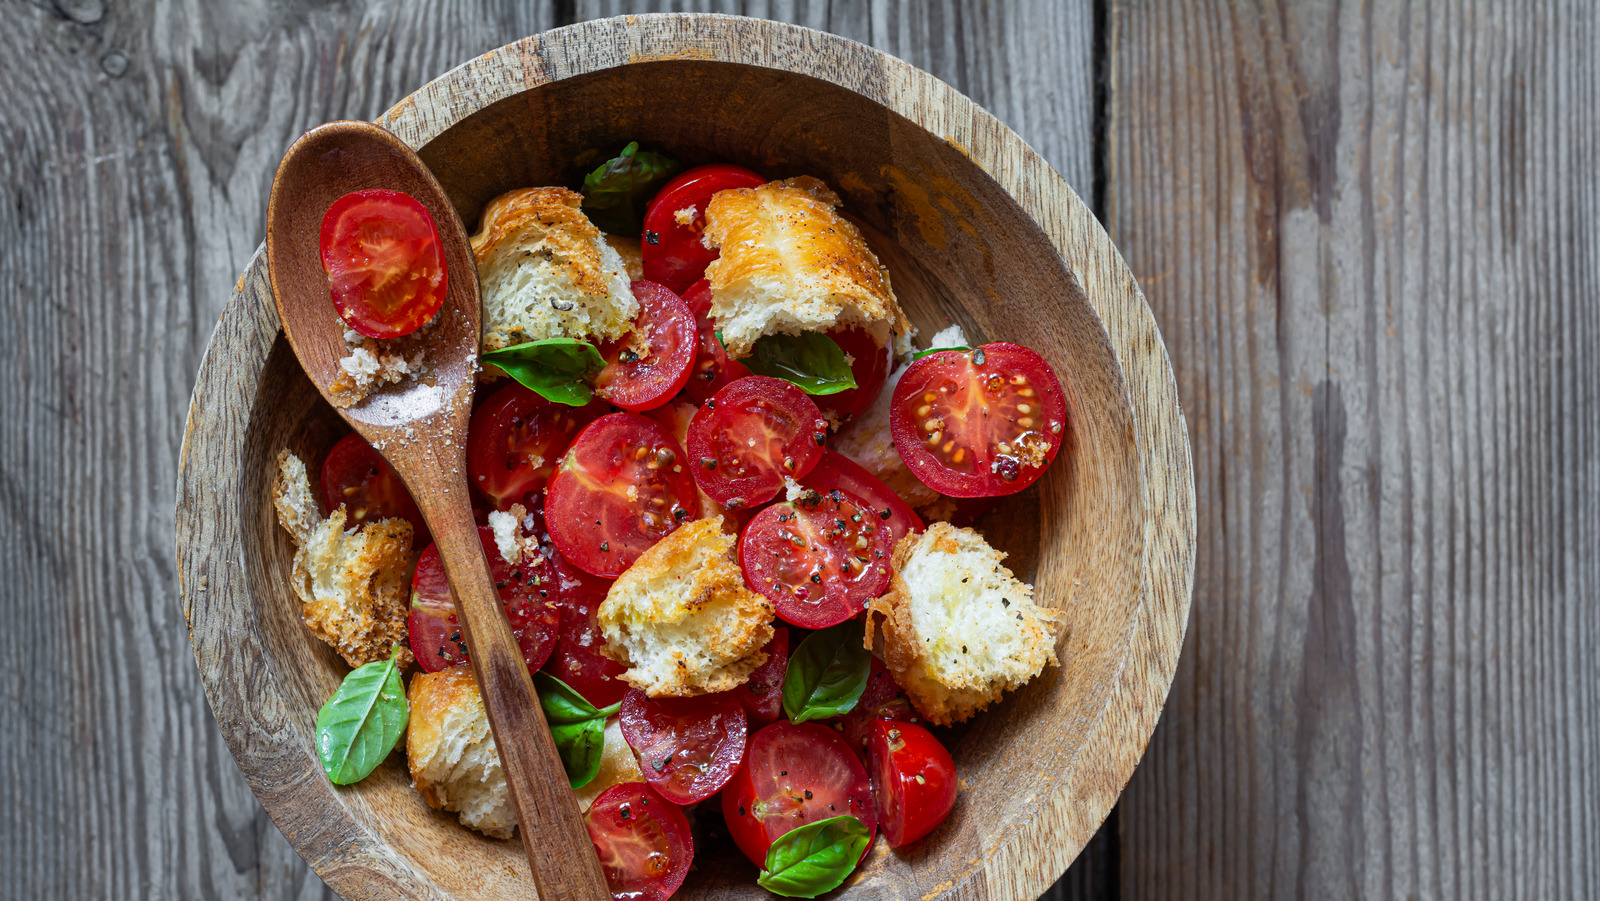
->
[{"left": 176, "top": 14, "right": 1194, "bottom": 901}]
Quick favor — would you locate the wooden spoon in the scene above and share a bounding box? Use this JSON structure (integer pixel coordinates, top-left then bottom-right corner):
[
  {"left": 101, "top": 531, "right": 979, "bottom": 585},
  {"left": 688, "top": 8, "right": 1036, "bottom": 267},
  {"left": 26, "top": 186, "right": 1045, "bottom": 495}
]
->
[{"left": 265, "top": 120, "right": 611, "bottom": 901}]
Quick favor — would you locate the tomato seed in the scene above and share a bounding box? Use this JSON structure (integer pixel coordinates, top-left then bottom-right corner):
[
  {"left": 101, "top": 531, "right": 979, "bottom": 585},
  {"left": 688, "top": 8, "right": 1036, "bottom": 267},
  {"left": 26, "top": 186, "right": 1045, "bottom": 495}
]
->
[
  {"left": 942, "top": 440, "right": 956, "bottom": 454},
  {"left": 1017, "top": 403, "right": 1032, "bottom": 414},
  {"left": 1018, "top": 417, "right": 1035, "bottom": 428},
  {"left": 952, "top": 448, "right": 966, "bottom": 464},
  {"left": 922, "top": 392, "right": 936, "bottom": 404},
  {"left": 915, "top": 404, "right": 932, "bottom": 418}
]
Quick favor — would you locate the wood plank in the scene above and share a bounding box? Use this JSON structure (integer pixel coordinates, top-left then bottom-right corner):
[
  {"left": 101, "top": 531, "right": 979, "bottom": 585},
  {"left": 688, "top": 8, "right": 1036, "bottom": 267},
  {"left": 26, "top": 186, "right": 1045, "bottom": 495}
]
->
[{"left": 1109, "top": 1, "right": 1600, "bottom": 897}]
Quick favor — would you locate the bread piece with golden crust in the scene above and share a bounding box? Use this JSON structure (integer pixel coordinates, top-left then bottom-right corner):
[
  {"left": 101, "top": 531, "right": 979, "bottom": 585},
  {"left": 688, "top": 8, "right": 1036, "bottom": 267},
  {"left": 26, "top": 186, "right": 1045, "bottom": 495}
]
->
[
  {"left": 272, "top": 450, "right": 416, "bottom": 669},
  {"left": 470, "top": 187, "right": 638, "bottom": 351},
  {"left": 604, "top": 233, "right": 645, "bottom": 281},
  {"left": 598, "top": 516, "right": 775, "bottom": 697},
  {"left": 702, "top": 176, "right": 909, "bottom": 358},
  {"left": 867, "top": 523, "right": 1063, "bottom": 725},
  {"left": 406, "top": 668, "right": 517, "bottom": 839}
]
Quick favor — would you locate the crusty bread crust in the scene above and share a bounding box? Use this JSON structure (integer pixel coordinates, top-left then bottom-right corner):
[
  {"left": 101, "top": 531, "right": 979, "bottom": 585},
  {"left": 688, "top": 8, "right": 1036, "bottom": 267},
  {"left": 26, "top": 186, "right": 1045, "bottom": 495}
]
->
[{"left": 406, "top": 668, "right": 518, "bottom": 839}]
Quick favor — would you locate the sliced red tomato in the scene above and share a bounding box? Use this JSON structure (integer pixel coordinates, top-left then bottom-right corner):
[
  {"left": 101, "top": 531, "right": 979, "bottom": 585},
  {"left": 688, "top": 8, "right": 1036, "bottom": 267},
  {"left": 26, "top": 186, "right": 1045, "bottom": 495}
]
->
[
  {"left": 466, "top": 382, "right": 603, "bottom": 511},
  {"left": 320, "top": 431, "right": 429, "bottom": 546},
  {"left": 594, "top": 281, "right": 697, "bottom": 412},
  {"left": 815, "top": 328, "right": 891, "bottom": 426},
  {"left": 868, "top": 720, "right": 958, "bottom": 847},
  {"left": 585, "top": 782, "right": 693, "bottom": 901},
  {"left": 801, "top": 449, "right": 923, "bottom": 552},
  {"left": 738, "top": 487, "right": 894, "bottom": 628},
  {"left": 407, "top": 525, "right": 559, "bottom": 674},
  {"left": 721, "top": 627, "right": 788, "bottom": 727},
  {"left": 687, "top": 376, "right": 827, "bottom": 509},
  {"left": 546, "top": 413, "right": 701, "bottom": 578},
  {"left": 640, "top": 164, "right": 767, "bottom": 294},
  {"left": 721, "top": 721, "right": 878, "bottom": 869},
  {"left": 825, "top": 657, "right": 919, "bottom": 758},
  {"left": 680, "top": 280, "right": 752, "bottom": 405},
  {"left": 540, "top": 548, "right": 629, "bottom": 708},
  {"left": 319, "top": 188, "right": 446, "bottom": 339},
  {"left": 890, "top": 343, "right": 1067, "bottom": 497},
  {"left": 619, "top": 690, "right": 747, "bottom": 804}
]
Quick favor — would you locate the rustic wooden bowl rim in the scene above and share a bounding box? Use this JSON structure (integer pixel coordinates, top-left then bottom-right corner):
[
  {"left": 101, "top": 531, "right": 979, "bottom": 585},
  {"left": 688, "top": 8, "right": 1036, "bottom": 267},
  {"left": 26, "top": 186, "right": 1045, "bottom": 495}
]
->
[{"left": 176, "top": 13, "right": 1194, "bottom": 901}]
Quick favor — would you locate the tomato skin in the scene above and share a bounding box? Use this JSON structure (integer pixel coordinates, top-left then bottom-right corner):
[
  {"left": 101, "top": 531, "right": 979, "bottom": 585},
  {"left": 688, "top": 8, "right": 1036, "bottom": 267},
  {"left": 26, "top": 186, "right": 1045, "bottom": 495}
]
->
[
  {"left": 619, "top": 690, "right": 747, "bottom": 804},
  {"left": 320, "top": 431, "right": 430, "bottom": 547},
  {"left": 680, "top": 280, "right": 752, "bottom": 404},
  {"left": 738, "top": 489, "right": 895, "bottom": 629},
  {"left": 687, "top": 376, "right": 828, "bottom": 509},
  {"left": 585, "top": 782, "right": 694, "bottom": 901},
  {"left": 824, "top": 657, "right": 920, "bottom": 759},
  {"left": 721, "top": 627, "right": 788, "bottom": 727},
  {"left": 466, "top": 382, "right": 604, "bottom": 511},
  {"left": 546, "top": 413, "right": 701, "bottom": 578},
  {"left": 815, "top": 328, "right": 891, "bottom": 426},
  {"left": 640, "top": 165, "right": 767, "bottom": 294},
  {"left": 890, "top": 343, "right": 1068, "bottom": 498},
  {"left": 721, "top": 721, "right": 878, "bottom": 869},
  {"left": 800, "top": 449, "right": 923, "bottom": 552},
  {"left": 540, "top": 551, "right": 630, "bottom": 709},
  {"left": 594, "top": 281, "right": 698, "bottom": 412},
  {"left": 407, "top": 526, "right": 559, "bottom": 674},
  {"left": 868, "top": 720, "right": 958, "bottom": 848},
  {"left": 320, "top": 189, "right": 446, "bottom": 339}
]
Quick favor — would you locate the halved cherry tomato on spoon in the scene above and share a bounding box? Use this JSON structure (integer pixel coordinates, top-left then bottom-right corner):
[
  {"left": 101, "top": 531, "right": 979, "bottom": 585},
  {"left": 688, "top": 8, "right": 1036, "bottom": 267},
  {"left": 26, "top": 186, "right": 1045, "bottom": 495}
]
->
[
  {"left": 319, "top": 188, "right": 446, "bottom": 339},
  {"left": 815, "top": 327, "right": 891, "bottom": 426},
  {"left": 801, "top": 449, "right": 923, "bottom": 551},
  {"left": 687, "top": 376, "right": 827, "bottom": 509},
  {"left": 465, "top": 382, "right": 604, "bottom": 511},
  {"left": 722, "top": 721, "right": 878, "bottom": 869},
  {"left": 890, "top": 343, "right": 1067, "bottom": 497},
  {"left": 680, "top": 280, "right": 752, "bottom": 405},
  {"left": 539, "top": 547, "right": 629, "bottom": 708},
  {"left": 320, "top": 431, "right": 429, "bottom": 547},
  {"left": 407, "top": 525, "right": 559, "bottom": 674},
  {"left": 546, "top": 413, "right": 700, "bottom": 578},
  {"left": 738, "top": 486, "right": 894, "bottom": 628},
  {"left": 641, "top": 164, "right": 767, "bottom": 294},
  {"left": 619, "top": 690, "right": 747, "bottom": 804},
  {"left": 586, "top": 782, "right": 694, "bottom": 901},
  {"left": 868, "top": 720, "right": 958, "bottom": 848},
  {"left": 593, "top": 280, "right": 697, "bottom": 411}
]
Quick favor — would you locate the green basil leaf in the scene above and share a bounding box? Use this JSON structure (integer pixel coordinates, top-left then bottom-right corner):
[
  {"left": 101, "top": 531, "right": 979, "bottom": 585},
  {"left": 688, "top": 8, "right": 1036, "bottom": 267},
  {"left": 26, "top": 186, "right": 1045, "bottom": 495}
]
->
[
  {"left": 744, "top": 333, "right": 858, "bottom": 396},
  {"left": 315, "top": 650, "right": 409, "bottom": 785},
  {"left": 534, "top": 672, "right": 621, "bottom": 788},
  {"left": 913, "top": 345, "right": 969, "bottom": 359},
  {"left": 480, "top": 338, "right": 605, "bottom": 407},
  {"left": 580, "top": 142, "right": 681, "bottom": 235},
  {"left": 782, "top": 619, "right": 872, "bottom": 723},
  {"left": 757, "top": 815, "right": 871, "bottom": 898}
]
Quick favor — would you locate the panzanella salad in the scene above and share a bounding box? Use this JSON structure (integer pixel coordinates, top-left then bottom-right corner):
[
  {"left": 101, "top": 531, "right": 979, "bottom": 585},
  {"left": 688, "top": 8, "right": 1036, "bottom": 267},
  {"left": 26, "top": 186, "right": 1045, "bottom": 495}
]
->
[{"left": 272, "top": 143, "right": 1070, "bottom": 899}]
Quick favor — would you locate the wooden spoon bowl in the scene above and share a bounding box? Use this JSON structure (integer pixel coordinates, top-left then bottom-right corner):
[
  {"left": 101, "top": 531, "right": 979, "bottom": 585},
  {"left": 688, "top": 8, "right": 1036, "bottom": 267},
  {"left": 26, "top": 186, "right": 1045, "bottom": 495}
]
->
[{"left": 176, "top": 14, "right": 1195, "bottom": 901}]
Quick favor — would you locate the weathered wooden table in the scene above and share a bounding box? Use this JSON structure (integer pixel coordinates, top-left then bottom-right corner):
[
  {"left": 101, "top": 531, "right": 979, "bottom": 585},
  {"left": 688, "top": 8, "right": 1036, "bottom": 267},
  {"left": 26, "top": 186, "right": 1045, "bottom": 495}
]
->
[{"left": 4, "top": 2, "right": 1594, "bottom": 899}]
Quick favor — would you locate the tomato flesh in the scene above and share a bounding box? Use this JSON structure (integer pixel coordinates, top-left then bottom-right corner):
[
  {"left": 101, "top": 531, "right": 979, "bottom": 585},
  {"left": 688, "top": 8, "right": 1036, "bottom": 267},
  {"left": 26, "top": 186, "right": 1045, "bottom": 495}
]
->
[
  {"left": 546, "top": 413, "right": 701, "bottom": 578},
  {"left": 801, "top": 449, "right": 923, "bottom": 552},
  {"left": 407, "top": 525, "right": 559, "bottom": 675},
  {"left": 815, "top": 328, "right": 891, "bottom": 426},
  {"left": 825, "top": 657, "right": 920, "bottom": 759},
  {"left": 466, "top": 382, "right": 603, "bottom": 511},
  {"left": 641, "top": 165, "right": 767, "bottom": 294},
  {"left": 868, "top": 720, "right": 958, "bottom": 848},
  {"left": 890, "top": 343, "right": 1067, "bottom": 497},
  {"left": 738, "top": 488, "right": 894, "bottom": 629},
  {"left": 721, "top": 627, "right": 788, "bottom": 727},
  {"left": 687, "top": 376, "right": 827, "bottom": 509},
  {"left": 680, "top": 280, "right": 752, "bottom": 404},
  {"left": 585, "top": 782, "right": 694, "bottom": 901},
  {"left": 619, "top": 690, "right": 747, "bottom": 804},
  {"left": 721, "top": 721, "right": 878, "bottom": 869},
  {"left": 594, "top": 281, "right": 697, "bottom": 412},
  {"left": 540, "top": 548, "right": 629, "bottom": 708},
  {"left": 320, "top": 431, "right": 429, "bottom": 547},
  {"left": 319, "top": 189, "right": 446, "bottom": 339}
]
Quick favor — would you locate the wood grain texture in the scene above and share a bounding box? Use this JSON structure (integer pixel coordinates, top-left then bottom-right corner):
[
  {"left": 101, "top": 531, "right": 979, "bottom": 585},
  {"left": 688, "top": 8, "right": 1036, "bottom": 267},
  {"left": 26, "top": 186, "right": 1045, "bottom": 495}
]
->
[{"left": 1110, "top": 1, "right": 1600, "bottom": 898}]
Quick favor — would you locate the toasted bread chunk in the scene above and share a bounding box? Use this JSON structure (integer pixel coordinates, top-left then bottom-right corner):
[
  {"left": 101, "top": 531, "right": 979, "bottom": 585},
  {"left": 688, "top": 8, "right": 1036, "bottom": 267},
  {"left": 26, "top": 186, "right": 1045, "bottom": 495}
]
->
[
  {"left": 868, "top": 523, "right": 1063, "bottom": 725},
  {"left": 702, "top": 176, "right": 909, "bottom": 358},
  {"left": 598, "top": 517, "right": 775, "bottom": 697},
  {"left": 604, "top": 233, "right": 645, "bottom": 281},
  {"left": 573, "top": 718, "right": 647, "bottom": 812},
  {"left": 406, "top": 668, "right": 517, "bottom": 839},
  {"left": 471, "top": 187, "right": 638, "bottom": 351},
  {"left": 272, "top": 450, "right": 416, "bottom": 669}
]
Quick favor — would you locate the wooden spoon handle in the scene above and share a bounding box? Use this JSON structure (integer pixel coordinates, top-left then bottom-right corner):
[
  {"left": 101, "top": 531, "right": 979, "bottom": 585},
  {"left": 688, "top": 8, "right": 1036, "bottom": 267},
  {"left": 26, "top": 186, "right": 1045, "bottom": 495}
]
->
[{"left": 408, "top": 472, "right": 611, "bottom": 901}]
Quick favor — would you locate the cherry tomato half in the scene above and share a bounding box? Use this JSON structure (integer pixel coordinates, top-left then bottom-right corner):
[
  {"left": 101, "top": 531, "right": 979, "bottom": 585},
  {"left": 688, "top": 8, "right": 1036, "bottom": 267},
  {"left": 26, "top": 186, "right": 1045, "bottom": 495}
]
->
[
  {"left": 585, "top": 782, "right": 694, "bottom": 901},
  {"left": 687, "top": 376, "right": 827, "bottom": 509},
  {"left": 319, "top": 188, "right": 446, "bottom": 339},
  {"left": 868, "top": 720, "right": 958, "bottom": 848},
  {"left": 738, "top": 487, "right": 894, "bottom": 628},
  {"left": 801, "top": 449, "right": 923, "bottom": 552},
  {"left": 594, "top": 281, "right": 697, "bottom": 412},
  {"left": 540, "top": 548, "right": 629, "bottom": 708},
  {"left": 641, "top": 164, "right": 767, "bottom": 294},
  {"left": 546, "top": 413, "right": 701, "bottom": 578},
  {"left": 825, "top": 657, "right": 919, "bottom": 759},
  {"left": 320, "top": 431, "right": 429, "bottom": 547},
  {"left": 407, "top": 525, "right": 559, "bottom": 675},
  {"left": 466, "top": 382, "right": 603, "bottom": 511},
  {"left": 721, "top": 721, "right": 878, "bottom": 869},
  {"left": 722, "top": 627, "right": 788, "bottom": 727},
  {"left": 619, "top": 690, "right": 747, "bottom": 805},
  {"left": 680, "top": 280, "right": 751, "bottom": 405},
  {"left": 815, "top": 328, "right": 891, "bottom": 426},
  {"left": 890, "top": 343, "right": 1067, "bottom": 497}
]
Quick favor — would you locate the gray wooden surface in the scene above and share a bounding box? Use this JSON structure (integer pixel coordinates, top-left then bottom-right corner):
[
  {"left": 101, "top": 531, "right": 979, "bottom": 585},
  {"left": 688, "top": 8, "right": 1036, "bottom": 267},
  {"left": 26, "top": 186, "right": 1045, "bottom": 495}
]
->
[{"left": 3, "top": 0, "right": 1595, "bottom": 899}]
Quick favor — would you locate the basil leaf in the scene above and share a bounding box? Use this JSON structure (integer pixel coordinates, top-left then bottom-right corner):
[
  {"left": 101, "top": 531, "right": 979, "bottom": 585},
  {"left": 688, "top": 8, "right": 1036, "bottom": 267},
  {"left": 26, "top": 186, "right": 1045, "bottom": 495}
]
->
[
  {"left": 757, "top": 815, "right": 871, "bottom": 898},
  {"left": 914, "top": 345, "right": 969, "bottom": 359},
  {"left": 744, "top": 333, "right": 858, "bottom": 396},
  {"left": 580, "top": 142, "right": 681, "bottom": 235},
  {"left": 534, "top": 672, "right": 621, "bottom": 788},
  {"left": 315, "top": 650, "right": 409, "bottom": 785},
  {"left": 481, "top": 338, "right": 605, "bottom": 407},
  {"left": 782, "top": 619, "right": 872, "bottom": 723}
]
